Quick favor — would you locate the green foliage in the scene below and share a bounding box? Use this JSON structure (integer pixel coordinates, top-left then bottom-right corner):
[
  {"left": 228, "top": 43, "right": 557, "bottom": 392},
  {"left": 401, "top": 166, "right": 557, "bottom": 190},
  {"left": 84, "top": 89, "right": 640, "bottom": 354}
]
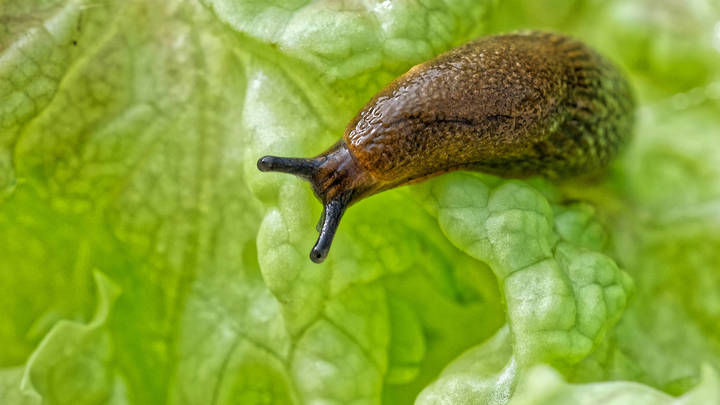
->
[{"left": 1, "top": 0, "right": 720, "bottom": 404}]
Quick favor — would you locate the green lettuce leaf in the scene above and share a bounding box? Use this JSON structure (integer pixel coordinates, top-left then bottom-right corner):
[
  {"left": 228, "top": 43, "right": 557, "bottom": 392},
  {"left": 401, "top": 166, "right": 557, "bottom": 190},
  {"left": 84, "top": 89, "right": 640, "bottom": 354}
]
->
[
  {"left": 508, "top": 364, "right": 720, "bottom": 405},
  {"left": 2, "top": 0, "right": 720, "bottom": 404}
]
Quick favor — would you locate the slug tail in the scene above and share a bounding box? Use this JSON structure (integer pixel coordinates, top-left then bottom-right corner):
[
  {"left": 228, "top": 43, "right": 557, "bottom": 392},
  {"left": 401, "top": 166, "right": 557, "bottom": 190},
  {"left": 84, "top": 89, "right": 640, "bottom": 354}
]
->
[{"left": 310, "top": 199, "right": 346, "bottom": 263}]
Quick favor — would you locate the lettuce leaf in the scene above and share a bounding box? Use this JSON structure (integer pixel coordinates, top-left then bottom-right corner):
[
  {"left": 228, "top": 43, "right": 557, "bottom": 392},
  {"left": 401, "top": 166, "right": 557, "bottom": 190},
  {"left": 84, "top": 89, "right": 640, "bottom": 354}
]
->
[{"left": 1, "top": 0, "right": 720, "bottom": 404}]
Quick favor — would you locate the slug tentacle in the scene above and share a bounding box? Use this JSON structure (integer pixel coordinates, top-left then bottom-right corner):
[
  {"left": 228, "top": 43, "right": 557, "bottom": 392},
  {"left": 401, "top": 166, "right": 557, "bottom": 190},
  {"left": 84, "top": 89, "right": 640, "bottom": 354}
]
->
[
  {"left": 311, "top": 198, "right": 347, "bottom": 263},
  {"left": 257, "top": 142, "right": 381, "bottom": 262},
  {"left": 257, "top": 156, "right": 318, "bottom": 178}
]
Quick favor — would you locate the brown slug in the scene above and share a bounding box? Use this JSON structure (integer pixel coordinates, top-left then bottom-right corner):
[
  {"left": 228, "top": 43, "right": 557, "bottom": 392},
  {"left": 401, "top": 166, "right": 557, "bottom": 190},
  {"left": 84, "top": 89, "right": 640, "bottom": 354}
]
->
[{"left": 258, "top": 31, "right": 634, "bottom": 263}]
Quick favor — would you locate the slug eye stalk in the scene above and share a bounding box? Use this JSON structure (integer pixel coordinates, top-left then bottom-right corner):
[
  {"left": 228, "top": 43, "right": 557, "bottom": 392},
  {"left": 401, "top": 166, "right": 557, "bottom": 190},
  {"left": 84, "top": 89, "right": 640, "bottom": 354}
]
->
[
  {"left": 310, "top": 199, "right": 346, "bottom": 263},
  {"left": 257, "top": 156, "right": 317, "bottom": 178}
]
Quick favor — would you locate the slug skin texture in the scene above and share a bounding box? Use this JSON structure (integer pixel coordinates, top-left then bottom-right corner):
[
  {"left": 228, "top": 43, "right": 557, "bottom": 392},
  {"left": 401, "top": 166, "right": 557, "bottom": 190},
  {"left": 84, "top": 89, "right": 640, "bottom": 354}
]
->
[{"left": 258, "top": 31, "right": 635, "bottom": 263}]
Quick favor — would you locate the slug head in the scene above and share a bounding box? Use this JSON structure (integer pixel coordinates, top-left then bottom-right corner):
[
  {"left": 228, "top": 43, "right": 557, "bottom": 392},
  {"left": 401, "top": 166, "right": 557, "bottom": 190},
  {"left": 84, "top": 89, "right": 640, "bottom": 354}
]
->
[{"left": 257, "top": 142, "right": 378, "bottom": 263}]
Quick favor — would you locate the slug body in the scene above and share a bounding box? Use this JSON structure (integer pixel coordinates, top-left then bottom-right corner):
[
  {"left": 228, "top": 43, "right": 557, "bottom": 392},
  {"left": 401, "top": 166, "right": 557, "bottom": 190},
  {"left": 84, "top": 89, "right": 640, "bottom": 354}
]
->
[{"left": 258, "top": 31, "right": 634, "bottom": 263}]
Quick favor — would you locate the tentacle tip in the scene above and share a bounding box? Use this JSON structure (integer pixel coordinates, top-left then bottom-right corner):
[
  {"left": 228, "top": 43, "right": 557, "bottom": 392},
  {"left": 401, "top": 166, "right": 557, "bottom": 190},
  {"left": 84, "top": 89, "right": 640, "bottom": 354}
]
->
[
  {"left": 257, "top": 156, "right": 274, "bottom": 172},
  {"left": 310, "top": 246, "right": 327, "bottom": 263}
]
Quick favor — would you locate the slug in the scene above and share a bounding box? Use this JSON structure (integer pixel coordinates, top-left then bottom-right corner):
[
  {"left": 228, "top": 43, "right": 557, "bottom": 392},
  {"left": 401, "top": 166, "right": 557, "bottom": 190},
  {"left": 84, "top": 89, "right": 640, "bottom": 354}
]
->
[{"left": 258, "top": 31, "right": 634, "bottom": 263}]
